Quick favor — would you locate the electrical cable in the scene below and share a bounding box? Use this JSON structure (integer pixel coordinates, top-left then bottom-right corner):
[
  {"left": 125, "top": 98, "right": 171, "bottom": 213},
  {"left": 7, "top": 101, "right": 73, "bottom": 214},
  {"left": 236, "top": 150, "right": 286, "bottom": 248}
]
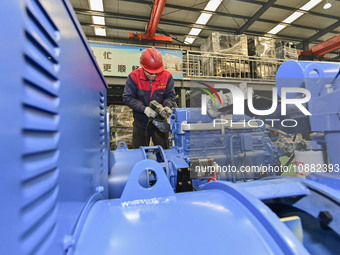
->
[
  {"left": 207, "top": 177, "right": 217, "bottom": 182},
  {"left": 145, "top": 119, "right": 152, "bottom": 145},
  {"left": 284, "top": 155, "right": 295, "bottom": 167},
  {"left": 156, "top": 27, "right": 185, "bottom": 44}
]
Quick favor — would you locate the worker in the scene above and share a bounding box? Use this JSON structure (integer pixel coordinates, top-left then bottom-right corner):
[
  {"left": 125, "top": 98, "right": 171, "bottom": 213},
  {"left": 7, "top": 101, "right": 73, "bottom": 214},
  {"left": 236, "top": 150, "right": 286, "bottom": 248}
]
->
[{"left": 122, "top": 47, "right": 176, "bottom": 149}]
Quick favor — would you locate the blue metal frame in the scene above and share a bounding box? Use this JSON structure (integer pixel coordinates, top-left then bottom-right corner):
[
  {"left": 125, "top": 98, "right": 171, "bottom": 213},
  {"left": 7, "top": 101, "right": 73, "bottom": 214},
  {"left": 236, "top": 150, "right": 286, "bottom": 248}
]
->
[{"left": 0, "top": 1, "right": 108, "bottom": 254}]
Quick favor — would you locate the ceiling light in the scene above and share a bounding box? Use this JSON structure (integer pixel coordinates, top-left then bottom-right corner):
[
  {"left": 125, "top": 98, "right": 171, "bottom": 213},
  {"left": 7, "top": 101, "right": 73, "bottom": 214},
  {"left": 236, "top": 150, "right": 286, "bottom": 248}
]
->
[
  {"left": 204, "top": 0, "right": 223, "bottom": 12},
  {"left": 89, "top": 0, "right": 104, "bottom": 11},
  {"left": 282, "top": 11, "right": 304, "bottom": 24},
  {"left": 184, "top": 37, "right": 195, "bottom": 44},
  {"left": 196, "top": 13, "right": 212, "bottom": 25},
  {"left": 267, "top": 24, "right": 287, "bottom": 35},
  {"left": 299, "top": 0, "right": 323, "bottom": 11},
  {"left": 189, "top": 28, "right": 202, "bottom": 36},
  {"left": 323, "top": 1, "right": 332, "bottom": 9},
  {"left": 92, "top": 16, "right": 105, "bottom": 25},
  {"left": 95, "top": 27, "right": 106, "bottom": 36}
]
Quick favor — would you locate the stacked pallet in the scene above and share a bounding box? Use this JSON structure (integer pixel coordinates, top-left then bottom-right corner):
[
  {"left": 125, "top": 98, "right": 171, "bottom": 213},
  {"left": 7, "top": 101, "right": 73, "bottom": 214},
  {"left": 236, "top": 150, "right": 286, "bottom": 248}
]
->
[
  {"left": 248, "top": 37, "right": 277, "bottom": 79},
  {"left": 200, "top": 32, "right": 248, "bottom": 55},
  {"left": 200, "top": 32, "right": 249, "bottom": 77},
  {"left": 275, "top": 41, "right": 298, "bottom": 60}
]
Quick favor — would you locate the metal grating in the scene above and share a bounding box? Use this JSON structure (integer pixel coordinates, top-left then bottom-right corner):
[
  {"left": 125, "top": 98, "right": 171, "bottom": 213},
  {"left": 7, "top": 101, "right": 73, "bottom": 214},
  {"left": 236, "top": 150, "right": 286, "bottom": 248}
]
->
[
  {"left": 99, "top": 92, "right": 106, "bottom": 174},
  {"left": 21, "top": 0, "right": 60, "bottom": 254}
]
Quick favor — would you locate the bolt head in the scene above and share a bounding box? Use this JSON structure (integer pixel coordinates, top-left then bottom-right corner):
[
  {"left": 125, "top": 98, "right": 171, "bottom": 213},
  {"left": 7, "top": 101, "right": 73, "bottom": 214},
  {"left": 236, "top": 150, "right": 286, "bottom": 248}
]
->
[{"left": 96, "top": 186, "right": 104, "bottom": 193}]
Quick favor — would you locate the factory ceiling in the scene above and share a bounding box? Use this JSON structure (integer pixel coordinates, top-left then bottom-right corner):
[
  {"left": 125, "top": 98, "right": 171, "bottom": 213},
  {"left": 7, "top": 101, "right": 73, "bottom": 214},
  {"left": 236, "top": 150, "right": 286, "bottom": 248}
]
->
[{"left": 69, "top": 0, "right": 340, "bottom": 55}]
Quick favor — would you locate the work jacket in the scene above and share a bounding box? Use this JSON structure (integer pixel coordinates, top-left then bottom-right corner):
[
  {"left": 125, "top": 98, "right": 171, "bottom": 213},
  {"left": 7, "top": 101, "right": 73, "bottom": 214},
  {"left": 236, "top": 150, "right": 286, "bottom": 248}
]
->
[{"left": 122, "top": 68, "right": 176, "bottom": 127}]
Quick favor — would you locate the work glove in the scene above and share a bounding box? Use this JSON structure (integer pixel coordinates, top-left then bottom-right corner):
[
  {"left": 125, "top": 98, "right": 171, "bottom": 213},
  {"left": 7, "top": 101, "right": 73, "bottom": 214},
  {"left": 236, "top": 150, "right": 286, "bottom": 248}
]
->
[
  {"left": 144, "top": 106, "right": 157, "bottom": 118},
  {"left": 152, "top": 120, "right": 170, "bottom": 133},
  {"left": 164, "top": 106, "right": 173, "bottom": 118},
  {"left": 159, "top": 106, "right": 173, "bottom": 119}
]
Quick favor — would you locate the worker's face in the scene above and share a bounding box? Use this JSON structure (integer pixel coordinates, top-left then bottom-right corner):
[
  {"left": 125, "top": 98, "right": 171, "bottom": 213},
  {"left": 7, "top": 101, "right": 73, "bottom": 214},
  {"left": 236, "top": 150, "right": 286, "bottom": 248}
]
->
[{"left": 143, "top": 69, "right": 158, "bottom": 81}]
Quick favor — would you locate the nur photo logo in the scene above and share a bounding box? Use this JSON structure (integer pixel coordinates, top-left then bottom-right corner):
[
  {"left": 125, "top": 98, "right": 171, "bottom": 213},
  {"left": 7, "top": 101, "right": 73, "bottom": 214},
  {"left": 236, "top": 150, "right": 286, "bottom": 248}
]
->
[{"left": 199, "top": 83, "right": 312, "bottom": 128}]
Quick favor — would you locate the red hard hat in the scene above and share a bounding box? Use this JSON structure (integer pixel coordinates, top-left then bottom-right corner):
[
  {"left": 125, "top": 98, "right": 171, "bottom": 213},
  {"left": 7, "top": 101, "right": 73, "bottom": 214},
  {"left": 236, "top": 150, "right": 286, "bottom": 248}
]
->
[{"left": 140, "top": 48, "right": 164, "bottom": 73}]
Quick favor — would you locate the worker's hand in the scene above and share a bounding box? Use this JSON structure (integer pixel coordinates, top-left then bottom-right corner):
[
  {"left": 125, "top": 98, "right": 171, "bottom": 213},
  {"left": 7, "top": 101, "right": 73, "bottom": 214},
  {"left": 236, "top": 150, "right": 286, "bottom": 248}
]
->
[
  {"left": 158, "top": 106, "right": 173, "bottom": 119},
  {"left": 144, "top": 107, "right": 157, "bottom": 118},
  {"left": 164, "top": 106, "right": 173, "bottom": 117}
]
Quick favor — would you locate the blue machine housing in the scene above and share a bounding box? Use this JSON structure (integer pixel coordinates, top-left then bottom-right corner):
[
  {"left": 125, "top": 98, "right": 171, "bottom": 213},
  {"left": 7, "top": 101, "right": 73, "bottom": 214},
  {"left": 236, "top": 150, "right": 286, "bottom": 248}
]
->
[
  {"left": 171, "top": 108, "right": 281, "bottom": 181},
  {"left": 0, "top": 1, "right": 109, "bottom": 254},
  {"left": 276, "top": 60, "right": 340, "bottom": 187},
  {"left": 1, "top": 1, "right": 340, "bottom": 255}
]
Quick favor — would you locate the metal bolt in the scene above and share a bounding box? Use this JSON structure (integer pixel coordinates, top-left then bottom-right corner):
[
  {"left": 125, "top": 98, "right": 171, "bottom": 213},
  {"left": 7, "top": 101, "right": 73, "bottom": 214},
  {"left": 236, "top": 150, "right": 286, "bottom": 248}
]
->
[
  {"left": 187, "top": 181, "right": 192, "bottom": 185},
  {"left": 178, "top": 182, "right": 183, "bottom": 186},
  {"left": 319, "top": 211, "right": 333, "bottom": 225},
  {"left": 96, "top": 185, "right": 104, "bottom": 193},
  {"left": 178, "top": 168, "right": 182, "bottom": 172},
  {"left": 63, "top": 235, "right": 75, "bottom": 250}
]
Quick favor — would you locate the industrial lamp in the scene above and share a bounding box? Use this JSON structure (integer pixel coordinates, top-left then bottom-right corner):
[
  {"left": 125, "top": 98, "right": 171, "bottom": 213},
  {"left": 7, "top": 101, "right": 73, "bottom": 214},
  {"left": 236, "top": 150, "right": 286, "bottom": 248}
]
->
[{"left": 323, "top": 0, "right": 332, "bottom": 9}]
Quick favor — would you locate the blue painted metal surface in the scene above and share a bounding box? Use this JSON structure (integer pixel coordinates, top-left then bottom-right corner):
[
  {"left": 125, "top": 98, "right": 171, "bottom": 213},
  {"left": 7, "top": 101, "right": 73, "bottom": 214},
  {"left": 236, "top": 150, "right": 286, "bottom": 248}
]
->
[
  {"left": 237, "top": 177, "right": 311, "bottom": 200},
  {"left": 109, "top": 143, "right": 187, "bottom": 198},
  {"left": 201, "top": 181, "right": 310, "bottom": 255},
  {"left": 0, "top": 1, "right": 108, "bottom": 254},
  {"left": 277, "top": 60, "right": 340, "bottom": 190},
  {"left": 75, "top": 160, "right": 309, "bottom": 255},
  {"left": 109, "top": 143, "right": 146, "bottom": 197},
  {"left": 276, "top": 60, "right": 340, "bottom": 166},
  {"left": 237, "top": 177, "right": 340, "bottom": 254}
]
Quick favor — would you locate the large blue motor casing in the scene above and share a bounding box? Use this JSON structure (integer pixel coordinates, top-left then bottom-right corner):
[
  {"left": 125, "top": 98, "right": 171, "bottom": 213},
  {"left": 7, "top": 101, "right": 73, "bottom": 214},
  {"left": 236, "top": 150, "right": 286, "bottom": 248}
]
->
[{"left": 0, "top": 1, "right": 109, "bottom": 254}]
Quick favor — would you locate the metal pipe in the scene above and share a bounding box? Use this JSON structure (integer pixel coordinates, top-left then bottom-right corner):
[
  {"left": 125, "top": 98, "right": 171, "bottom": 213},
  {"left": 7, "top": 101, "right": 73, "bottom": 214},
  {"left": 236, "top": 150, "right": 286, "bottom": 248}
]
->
[
  {"left": 146, "top": 0, "right": 167, "bottom": 39},
  {"left": 299, "top": 34, "right": 340, "bottom": 57}
]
